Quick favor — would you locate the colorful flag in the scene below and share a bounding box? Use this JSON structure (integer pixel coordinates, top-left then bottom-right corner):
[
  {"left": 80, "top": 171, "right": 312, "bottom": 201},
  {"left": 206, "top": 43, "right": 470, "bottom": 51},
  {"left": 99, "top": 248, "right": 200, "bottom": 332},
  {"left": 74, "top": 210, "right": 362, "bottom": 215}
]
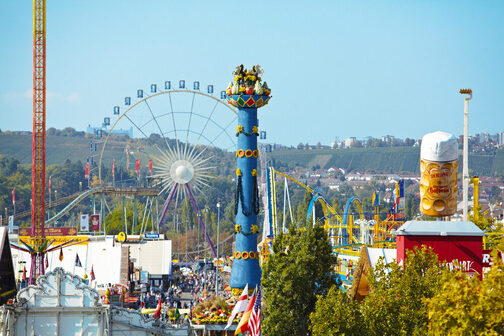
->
[
  {"left": 22, "top": 266, "right": 27, "bottom": 282},
  {"left": 112, "top": 159, "right": 115, "bottom": 178},
  {"left": 75, "top": 253, "right": 82, "bottom": 267},
  {"left": 149, "top": 159, "right": 153, "bottom": 174},
  {"left": 12, "top": 188, "right": 15, "bottom": 206},
  {"left": 45, "top": 255, "right": 49, "bottom": 268},
  {"left": 226, "top": 284, "right": 249, "bottom": 329},
  {"left": 153, "top": 298, "right": 162, "bottom": 319},
  {"left": 59, "top": 247, "right": 64, "bottom": 261},
  {"left": 135, "top": 159, "right": 140, "bottom": 175},
  {"left": 174, "top": 306, "right": 181, "bottom": 320},
  {"left": 249, "top": 289, "right": 262, "bottom": 336},
  {"left": 90, "top": 265, "right": 95, "bottom": 281},
  {"left": 235, "top": 288, "right": 257, "bottom": 335},
  {"left": 85, "top": 163, "right": 90, "bottom": 180},
  {"left": 48, "top": 176, "right": 52, "bottom": 191}
]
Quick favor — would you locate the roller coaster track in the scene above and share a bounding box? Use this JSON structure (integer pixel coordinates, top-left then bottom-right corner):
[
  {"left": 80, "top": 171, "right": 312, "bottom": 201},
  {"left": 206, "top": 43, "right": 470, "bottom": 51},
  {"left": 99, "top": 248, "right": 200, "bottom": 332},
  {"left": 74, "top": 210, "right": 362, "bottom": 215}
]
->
[{"left": 2, "top": 187, "right": 160, "bottom": 226}]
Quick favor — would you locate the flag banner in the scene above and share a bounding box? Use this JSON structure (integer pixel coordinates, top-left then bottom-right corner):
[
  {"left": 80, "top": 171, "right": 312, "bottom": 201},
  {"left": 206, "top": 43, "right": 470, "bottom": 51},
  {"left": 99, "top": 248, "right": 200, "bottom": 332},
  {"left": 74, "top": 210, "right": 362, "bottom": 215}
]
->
[
  {"left": 12, "top": 188, "right": 15, "bottom": 206},
  {"left": 22, "top": 266, "right": 27, "bottom": 282},
  {"left": 59, "top": 247, "right": 64, "bottom": 262},
  {"left": 149, "top": 159, "right": 153, "bottom": 174},
  {"left": 90, "top": 265, "right": 96, "bottom": 281},
  {"left": 80, "top": 214, "right": 89, "bottom": 231},
  {"left": 85, "top": 163, "right": 90, "bottom": 180},
  {"left": 135, "top": 159, "right": 140, "bottom": 175},
  {"left": 90, "top": 214, "right": 100, "bottom": 231},
  {"left": 154, "top": 298, "right": 162, "bottom": 319},
  {"left": 45, "top": 255, "right": 49, "bottom": 268},
  {"left": 8, "top": 216, "right": 17, "bottom": 233},
  {"left": 75, "top": 253, "right": 82, "bottom": 267},
  {"left": 112, "top": 159, "right": 115, "bottom": 178},
  {"left": 235, "top": 288, "right": 258, "bottom": 335},
  {"left": 372, "top": 191, "right": 380, "bottom": 207},
  {"left": 48, "top": 176, "right": 51, "bottom": 191},
  {"left": 249, "top": 289, "right": 262, "bottom": 336},
  {"left": 226, "top": 284, "right": 249, "bottom": 329}
]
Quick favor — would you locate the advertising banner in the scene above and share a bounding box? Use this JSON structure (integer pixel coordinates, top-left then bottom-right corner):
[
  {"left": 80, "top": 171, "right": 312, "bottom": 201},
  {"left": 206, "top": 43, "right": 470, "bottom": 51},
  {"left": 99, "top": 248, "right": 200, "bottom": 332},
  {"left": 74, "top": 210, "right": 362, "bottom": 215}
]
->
[
  {"left": 90, "top": 214, "right": 100, "bottom": 231},
  {"left": 19, "top": 227, "right": 77, "bottom": 236},
  {"left": 80, "top": 214, "right": 89, "bottom": 231}
]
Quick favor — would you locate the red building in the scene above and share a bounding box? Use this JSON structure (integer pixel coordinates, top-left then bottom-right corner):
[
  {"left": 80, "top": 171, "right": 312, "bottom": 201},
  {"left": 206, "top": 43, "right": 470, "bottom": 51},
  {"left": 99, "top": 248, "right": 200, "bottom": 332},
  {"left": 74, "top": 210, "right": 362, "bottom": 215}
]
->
[{"left": 396, "top": 221, "right": 484, "bottom": 276}]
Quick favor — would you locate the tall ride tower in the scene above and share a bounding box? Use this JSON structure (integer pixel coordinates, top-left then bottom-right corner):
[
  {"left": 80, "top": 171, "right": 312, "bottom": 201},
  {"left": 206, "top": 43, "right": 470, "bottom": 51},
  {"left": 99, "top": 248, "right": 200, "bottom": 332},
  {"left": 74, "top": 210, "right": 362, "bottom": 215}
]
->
[
  {"left": 226, "top": 65, "right": 271, "bottom": 291},
  {"left": 30, "top": 0, "right": 47, "bottom": 282}
]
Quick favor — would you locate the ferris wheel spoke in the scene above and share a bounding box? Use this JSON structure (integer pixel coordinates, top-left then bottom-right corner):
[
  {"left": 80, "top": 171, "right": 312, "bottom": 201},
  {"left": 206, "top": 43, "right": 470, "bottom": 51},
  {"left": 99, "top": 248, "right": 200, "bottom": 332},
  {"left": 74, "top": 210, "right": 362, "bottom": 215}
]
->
[
  {"left": 123, "top": 114, "right": 149, "bottom": 138},
  {"left": 144, "top": 100, "right": 170, "bottom": 148},
  {"left": 188, "top": 101, "right": 219, "bottom": 162},
  {"left": 200, "top": 117, "right": 236, "bottom": 155},
  {"left": 185, "top": 92, "right": 196, "bottom": 145},
  {"left": 168, "top": 92, "right": 178, "bottom": 140}
]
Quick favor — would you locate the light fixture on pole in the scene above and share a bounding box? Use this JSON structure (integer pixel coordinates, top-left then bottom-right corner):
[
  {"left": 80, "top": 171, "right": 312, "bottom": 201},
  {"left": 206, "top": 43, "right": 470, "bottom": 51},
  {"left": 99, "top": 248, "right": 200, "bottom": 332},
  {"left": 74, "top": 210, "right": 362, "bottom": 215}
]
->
[
  {"left": 216, "top": 201, "right": 221, "bottom": 296},
  {"left": 460, "top": 88, "right": 472, "bottom": 221}
]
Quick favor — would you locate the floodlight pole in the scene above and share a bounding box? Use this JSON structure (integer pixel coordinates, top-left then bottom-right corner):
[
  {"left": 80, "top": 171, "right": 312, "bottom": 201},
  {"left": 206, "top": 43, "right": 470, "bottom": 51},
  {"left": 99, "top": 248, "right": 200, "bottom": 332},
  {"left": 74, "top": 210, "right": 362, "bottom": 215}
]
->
[
  {"left": 215, "top": 201, "right": 220, "bottom": 296},
  {"left": 460, "top": 89, "right": 472, "bottom": 221}
]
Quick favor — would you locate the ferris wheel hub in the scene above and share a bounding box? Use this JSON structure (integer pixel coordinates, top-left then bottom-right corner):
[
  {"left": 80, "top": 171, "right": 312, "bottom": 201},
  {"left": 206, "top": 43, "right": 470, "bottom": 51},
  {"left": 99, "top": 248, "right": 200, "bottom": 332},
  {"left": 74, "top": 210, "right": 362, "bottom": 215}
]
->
[{"left": 170, "top": 160, "right": 194, "bottom": 184}]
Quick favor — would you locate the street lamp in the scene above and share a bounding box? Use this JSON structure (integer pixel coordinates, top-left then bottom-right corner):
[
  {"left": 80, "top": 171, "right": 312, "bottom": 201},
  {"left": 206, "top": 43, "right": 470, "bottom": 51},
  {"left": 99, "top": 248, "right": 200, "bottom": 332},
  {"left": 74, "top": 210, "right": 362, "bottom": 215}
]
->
[
  {"left": 215, "top": 202, "right": 221, "bottom": 296},
  {"left": 460, "top": 88, "right": 472, "bottom": 221}
]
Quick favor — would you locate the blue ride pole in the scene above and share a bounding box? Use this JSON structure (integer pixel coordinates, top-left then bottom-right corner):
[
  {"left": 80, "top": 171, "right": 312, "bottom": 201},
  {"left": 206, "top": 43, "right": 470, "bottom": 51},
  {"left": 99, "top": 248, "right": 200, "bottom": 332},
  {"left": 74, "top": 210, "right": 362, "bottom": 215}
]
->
[{"left": 226, "top": 68, "right": 271, "bottom": 291}]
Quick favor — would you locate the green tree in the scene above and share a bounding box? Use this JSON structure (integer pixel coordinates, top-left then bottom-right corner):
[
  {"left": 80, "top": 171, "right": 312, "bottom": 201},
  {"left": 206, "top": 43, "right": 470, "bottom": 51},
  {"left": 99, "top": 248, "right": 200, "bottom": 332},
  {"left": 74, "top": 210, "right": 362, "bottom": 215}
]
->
[
  {"left": 262, "top": 225, "right": 337, "bottom": 336},
  {"left": 310, "top": 285, "right": 364, "bottom": 335},
  {"left": 426, "top": 244, "right": 504, "bottom": 335},
  {"left": 310, "top": 246, "right": 442, "bottom": 336},
  {"left": 359, "top": 246, "right": 441, "bottom": 335}
]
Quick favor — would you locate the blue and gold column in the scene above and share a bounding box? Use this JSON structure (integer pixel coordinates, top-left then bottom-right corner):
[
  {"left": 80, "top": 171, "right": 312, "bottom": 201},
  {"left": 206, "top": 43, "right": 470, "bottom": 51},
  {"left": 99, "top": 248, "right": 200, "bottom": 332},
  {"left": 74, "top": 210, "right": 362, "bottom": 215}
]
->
[{"left": 226, "top": 65, "right": 271, "bottom": 291}]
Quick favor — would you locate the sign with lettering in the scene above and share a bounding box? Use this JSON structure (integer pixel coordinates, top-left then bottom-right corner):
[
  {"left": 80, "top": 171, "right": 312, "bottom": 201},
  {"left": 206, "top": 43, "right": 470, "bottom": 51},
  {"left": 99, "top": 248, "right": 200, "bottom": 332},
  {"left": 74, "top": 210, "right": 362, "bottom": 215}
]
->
[
  {"left": 19, "top": 235, "right": 88, "bottom": 245},
  {"left": 144, "top": 232, "right": 160, "bottom": 239},
  {"left": 18, "top": 227, "right": 78, "bottom": 236}
]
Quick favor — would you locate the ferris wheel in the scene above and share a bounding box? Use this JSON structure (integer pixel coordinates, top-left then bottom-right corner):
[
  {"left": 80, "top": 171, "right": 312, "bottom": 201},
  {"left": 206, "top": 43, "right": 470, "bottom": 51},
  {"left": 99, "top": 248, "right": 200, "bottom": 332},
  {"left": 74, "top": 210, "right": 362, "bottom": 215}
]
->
[{"left": 98, "top": 80, "right": 237, "bottom": 256}]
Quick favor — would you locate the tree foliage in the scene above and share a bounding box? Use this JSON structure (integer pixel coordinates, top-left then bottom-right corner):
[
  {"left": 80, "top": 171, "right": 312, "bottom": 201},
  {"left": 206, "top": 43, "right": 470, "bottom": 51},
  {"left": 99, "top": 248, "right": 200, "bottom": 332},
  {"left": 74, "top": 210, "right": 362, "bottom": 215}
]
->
[
  {"left": 426, "top": 244, "right": 504, "bottom": 335},
  {"left": 310, "top": 246, "right": 442, "bottom": 336},
  {"left": 262, "top": 225, "right": 337, "bottom": 336}
]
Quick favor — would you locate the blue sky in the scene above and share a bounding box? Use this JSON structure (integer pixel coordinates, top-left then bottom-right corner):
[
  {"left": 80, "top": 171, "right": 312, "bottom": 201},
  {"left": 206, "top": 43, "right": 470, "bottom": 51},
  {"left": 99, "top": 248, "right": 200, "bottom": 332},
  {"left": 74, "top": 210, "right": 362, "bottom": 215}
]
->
[{"left": 0, "top": 0, "right": 503, "bottom": 147}]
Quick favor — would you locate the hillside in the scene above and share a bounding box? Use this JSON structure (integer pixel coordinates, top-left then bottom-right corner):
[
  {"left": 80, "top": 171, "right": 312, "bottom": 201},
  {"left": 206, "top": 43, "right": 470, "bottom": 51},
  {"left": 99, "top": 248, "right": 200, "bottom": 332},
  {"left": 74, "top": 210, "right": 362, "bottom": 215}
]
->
[
  {"left": 1, "top": 133, "right": 503, "bottom": 176},
  {"left": 269, "top": 147, "right": 504, "bottom": 176}
]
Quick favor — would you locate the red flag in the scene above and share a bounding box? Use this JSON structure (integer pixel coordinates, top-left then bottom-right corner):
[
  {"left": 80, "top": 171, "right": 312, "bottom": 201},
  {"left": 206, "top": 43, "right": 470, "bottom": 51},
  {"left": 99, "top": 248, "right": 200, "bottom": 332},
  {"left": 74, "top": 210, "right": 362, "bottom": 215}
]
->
[
  {"left": 149, "top": 159, "right": 153, "bottom": 174},
  {"left": 135, "top": 159, "right": 140, "bottom": 175},
  {"left": 112, "top": 159, "right": 115, "bottom": 178},
  {"left": 12, "top": 188, "right": 15, "bottom": 206},
  {"left": 90, "top": 265, "right": 95, "bottom": 281},
  {"left": 235, "top": 288, "right": 257, "bottom": 335},
  {"left": 85, "top": 163, "right": 90, "bottom": 180},
  {"left": 22, "top": 266, "right": 27, "bottom": 282},
  {"left": 45, "top": 255, "right": 49, "bottom": 268},
  {"left": 48, "top": 176, "right": 52, "bottom": 191},
  {"left": 59, "top": 247, "right": 64, "bottom": 261},
  {"left": 153, "top": 298, "right": 162, "bottom": 319}
]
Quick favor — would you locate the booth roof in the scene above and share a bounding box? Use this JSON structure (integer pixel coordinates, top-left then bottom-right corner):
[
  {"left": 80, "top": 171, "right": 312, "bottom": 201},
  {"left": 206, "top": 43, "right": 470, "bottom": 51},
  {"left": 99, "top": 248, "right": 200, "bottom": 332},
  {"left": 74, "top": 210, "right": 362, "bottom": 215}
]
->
[{"left": 395, "top": 221, "right": 484, "bottom": 236}]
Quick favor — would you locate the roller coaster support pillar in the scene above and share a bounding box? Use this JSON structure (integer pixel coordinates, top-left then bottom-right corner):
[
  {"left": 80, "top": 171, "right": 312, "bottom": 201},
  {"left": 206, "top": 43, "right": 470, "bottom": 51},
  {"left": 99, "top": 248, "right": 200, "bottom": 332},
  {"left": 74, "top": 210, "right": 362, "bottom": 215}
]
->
[
  {"left": 133, "top": 197, "right": 138, "bottom": 234},
  {"left": 122, "top": 196, "right": 126, "bottom": 234},
  {"left": 101, "top": 192, "right": 106, "bottom": 234}
]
